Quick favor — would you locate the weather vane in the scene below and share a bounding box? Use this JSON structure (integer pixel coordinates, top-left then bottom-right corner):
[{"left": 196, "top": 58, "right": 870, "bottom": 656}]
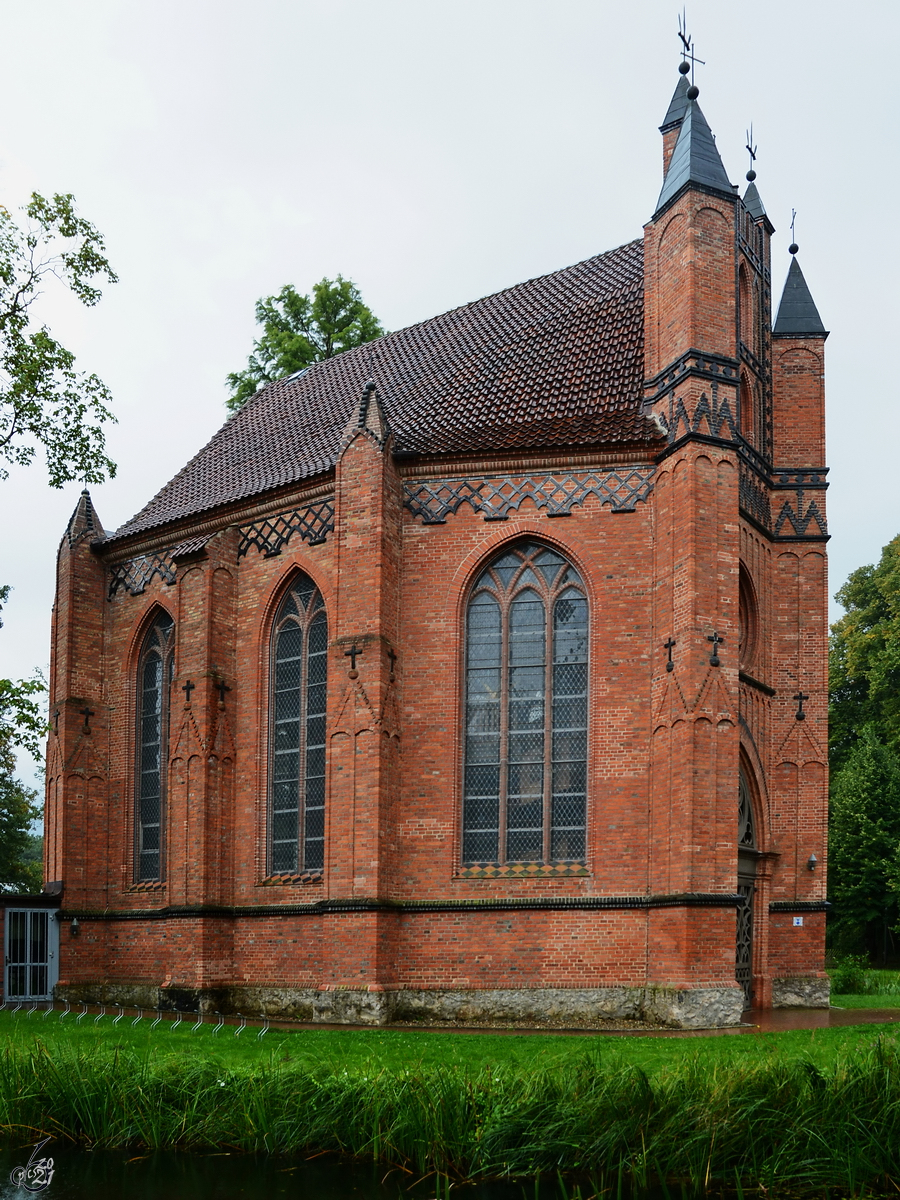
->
[
  {"left": 789, "top": 209, "right": 798, "bottom": 255},
  {"left": 677, "top": 9, "right": 705, "bottom": 91},
  {"left": 745, "top": 126, "right": 757, "bottom": 181}
]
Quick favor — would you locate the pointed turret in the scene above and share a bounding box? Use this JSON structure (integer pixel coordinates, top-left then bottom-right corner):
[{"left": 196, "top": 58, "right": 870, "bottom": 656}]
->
[
  {"left": 64, "top": 489, "right": 103, "bottom": 550},
  {"left": 659, "top": 73, "right": 690, "bottom": 176},
  {"left": 742, "top": 180, "right": 766, "bottom": 222},
  {"left": 656, "top": 96, "right": 733, "bottom": 214},
  {"left": 773, "top": 256, "right": 827, "bottom": 337},
  {"left": 660, "top": 73, "right": 690, "bottom": 131}
]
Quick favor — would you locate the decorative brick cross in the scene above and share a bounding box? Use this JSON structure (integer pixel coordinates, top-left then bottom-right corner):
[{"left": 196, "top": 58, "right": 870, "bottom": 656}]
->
[
  {"left": 344, "top": 645, "right": 362, "bottom": 671},
  {"left": 664, "top": 637, "right": 676, "bottom": 672}
]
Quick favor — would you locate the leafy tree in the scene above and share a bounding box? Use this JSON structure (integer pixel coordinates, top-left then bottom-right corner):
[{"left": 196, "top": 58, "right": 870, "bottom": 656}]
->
[
  {"left": 828, "top": 725, "right": 900, "bottom": 962},
  {"left": 226, "top": 276, "right": 385, "bottom": 412},
  {"left": 0, "top": 190, "right": 115, "bottom": 889},
  {"left": 0, "top": 761, "right": 41, "bottom": 894},
  {"left": 0, "top": 586, "right": 46, "bottom": 892},
  {"left": 829, "top": 534, "right": 900, "bottom": 772},
  {"left": 0, "top": 192, "right": 118, "bottom": 487}
]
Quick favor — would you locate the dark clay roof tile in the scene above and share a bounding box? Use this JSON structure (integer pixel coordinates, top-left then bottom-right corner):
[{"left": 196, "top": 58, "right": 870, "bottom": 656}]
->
[{"left": 109, "top": 239, "right": 650, "bottom": 542}]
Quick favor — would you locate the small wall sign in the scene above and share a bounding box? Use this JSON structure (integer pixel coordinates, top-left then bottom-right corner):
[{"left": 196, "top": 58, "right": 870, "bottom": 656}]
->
[{"left": 793, "top": 916, "right": 804, "bottom": 927}]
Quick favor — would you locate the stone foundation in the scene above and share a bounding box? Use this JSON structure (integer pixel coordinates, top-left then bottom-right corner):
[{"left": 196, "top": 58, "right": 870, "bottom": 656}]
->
[
  {"left": 56, "top": 981, "right": 746, "bottom": 1029},
  {"left": 771, "top": 975, "right": 831, "bottom": 1009}
]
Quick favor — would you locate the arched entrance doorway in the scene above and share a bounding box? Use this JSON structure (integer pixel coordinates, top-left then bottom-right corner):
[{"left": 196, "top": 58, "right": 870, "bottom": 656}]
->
[{"left": 737, "top": 770, "right": 758, "bottom": 1007}]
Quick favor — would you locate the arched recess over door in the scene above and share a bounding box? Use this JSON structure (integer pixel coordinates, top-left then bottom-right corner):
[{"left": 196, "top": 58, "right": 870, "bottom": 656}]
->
[{"left": 737, "top": 762, "right": 762, "bottom": 1008}]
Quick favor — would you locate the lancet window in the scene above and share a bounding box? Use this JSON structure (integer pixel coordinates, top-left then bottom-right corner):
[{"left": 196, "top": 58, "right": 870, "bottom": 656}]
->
[
  {"left": 136, "top": 611, "right": 174, "bottom": 881},
  {"left": 463, "top": 540, "right": 588, "bottom": 866},
  {"left": 269, "top": 575, "right": 328, "bottom": 875}
]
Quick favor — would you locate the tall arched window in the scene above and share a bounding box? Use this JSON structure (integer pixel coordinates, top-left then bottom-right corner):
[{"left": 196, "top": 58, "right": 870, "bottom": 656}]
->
[
  {"left": 269, "top": 575, "right": 328, "bottom": 875},
  {"left": 136, "top": 611, "right": 174, "bottom": 881},
  {"left": 463, "top": 540, "right": 588, "bottom": 866}
]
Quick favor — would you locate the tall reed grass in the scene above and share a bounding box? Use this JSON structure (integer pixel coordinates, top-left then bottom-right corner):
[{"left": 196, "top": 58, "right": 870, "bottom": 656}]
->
[{"left": 2, "top": 1036, "right": 899, "bottom": 1192}]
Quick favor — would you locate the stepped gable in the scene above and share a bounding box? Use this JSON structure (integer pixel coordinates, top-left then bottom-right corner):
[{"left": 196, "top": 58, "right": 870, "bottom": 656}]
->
[{"left": 108, "top": 238, "right": 650, "bottom": 544}]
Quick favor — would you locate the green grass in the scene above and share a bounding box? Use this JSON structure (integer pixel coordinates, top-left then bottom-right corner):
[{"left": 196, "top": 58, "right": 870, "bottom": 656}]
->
[
  {"left": 4, "top": 1009, "right": 900, "bottom": 1191},
  {"left": 1, "top": 1007, "right": 898, "bottom": 1075},
  {"left": 832, "top": 992, "right": 900, "bottom": 1008}
]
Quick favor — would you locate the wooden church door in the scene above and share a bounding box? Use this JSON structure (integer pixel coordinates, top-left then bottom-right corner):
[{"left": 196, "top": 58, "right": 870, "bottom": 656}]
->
[{"left": 736, "top": 772, "right": 757, "bottom": 1008}]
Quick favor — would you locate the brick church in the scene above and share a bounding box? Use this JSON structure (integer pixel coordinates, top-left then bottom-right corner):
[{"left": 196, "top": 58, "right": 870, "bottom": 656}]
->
[{"left": 21, "top": 64, "right": 832, "bottom": 1028}]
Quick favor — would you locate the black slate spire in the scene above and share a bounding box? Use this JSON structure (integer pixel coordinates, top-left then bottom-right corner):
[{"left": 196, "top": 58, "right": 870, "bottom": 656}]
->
[
  {"left": 773, "top": 257, "right": 827, "bottom": 337},
  {"left": 659, "top": 74, "right": 690, "bottom": 132},
  {"left": 656, "top": 98, "right": 733, "bottom": 212},
  {"left": 742, "top": 180, "right": 766, "bottom": 221}
]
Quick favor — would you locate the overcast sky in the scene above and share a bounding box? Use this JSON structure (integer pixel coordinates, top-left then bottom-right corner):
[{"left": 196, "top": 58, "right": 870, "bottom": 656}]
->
[{"left": 2, "top": 0, "right": 898, "bottom": 786}]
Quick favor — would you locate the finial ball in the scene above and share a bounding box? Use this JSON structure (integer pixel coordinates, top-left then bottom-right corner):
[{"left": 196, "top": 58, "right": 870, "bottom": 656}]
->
[
  {"left": 788, "top": 243, "right": 799, "bottom": 255},
  {"left": 746, "top": 169, "right": 757, "bottom": 182},
  {"left": 687, "top": 84, "right": 699, "bottom": 100},
  {"left": 679, "top": 60, "right": 691, "bottom": 74}
]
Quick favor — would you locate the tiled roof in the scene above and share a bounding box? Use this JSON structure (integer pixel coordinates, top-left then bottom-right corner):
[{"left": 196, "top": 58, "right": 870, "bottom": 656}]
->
[{"left": 109, "top": 239, "right": 651, "bottom": 543}]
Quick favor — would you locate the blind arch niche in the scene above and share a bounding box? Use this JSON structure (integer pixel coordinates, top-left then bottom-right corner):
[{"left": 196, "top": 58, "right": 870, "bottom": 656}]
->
[
  {"left": 463, "top": 540, "right": 588, "bottom": 866},
  {"left": 269, "top": 574, "right": 328, "bottom": 875}
]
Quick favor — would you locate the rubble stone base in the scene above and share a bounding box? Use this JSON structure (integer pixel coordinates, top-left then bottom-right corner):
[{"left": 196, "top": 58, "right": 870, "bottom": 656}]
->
[
  {"left": 56, "top": 981, "right": 746, "bottom": 1029},
  {"left": 771, "top": 976, "right": 831, "bottom": 1009}
]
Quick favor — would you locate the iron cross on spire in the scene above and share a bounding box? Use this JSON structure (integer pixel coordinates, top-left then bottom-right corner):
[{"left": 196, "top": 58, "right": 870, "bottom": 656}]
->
[
  {"left": 745, "top": 125, "right": 758, "bottom": 181},
  {"left": 677, "top": 9, "right": 705, "bottom": 85}
]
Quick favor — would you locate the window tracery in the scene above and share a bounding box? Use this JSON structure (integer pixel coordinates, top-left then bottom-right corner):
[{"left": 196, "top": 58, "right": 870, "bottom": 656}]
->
[
  {"left": 269, "top": 575, "right": 327, "bottom": 875},
  {"left": 463, "top": 541, "right": 588, "bottom": 866},
  {"left": 136, "top": 611, "right": 174, "bottom": 881}
]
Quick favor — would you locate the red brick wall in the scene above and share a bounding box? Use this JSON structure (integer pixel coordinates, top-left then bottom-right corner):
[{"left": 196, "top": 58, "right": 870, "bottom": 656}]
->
[{"left": 46, "top": 168, "right": 829, "bottom": 1012}]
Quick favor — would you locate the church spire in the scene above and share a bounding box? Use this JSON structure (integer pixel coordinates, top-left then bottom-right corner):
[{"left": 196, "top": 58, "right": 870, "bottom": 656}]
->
[
  {"left": 660, "top": 72, "right": 690, "bottom": 133},
  {"left": 773, "top": 254, "right": 827, "bottom": 337},
  {"left": 656, "top": 94, "right": 733, "bottom": 214},
  {"left": 742, "top": 180, "right": 766, "bottom": 222},
  {"left": 659, "top": 71, "right": 691, "bottom": 177}
]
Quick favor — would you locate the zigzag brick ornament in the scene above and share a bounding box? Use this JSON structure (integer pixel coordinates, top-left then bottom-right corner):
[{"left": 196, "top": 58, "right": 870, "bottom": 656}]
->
[{"left": 6, "top": 60, "right": 830, "bottom": 1028}]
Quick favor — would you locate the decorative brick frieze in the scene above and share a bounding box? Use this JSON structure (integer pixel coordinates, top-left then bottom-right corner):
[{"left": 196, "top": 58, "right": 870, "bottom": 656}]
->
[
  {"left": 738, "top": 455, "right": 829, "bottom": 540},
  {"left": 108, "top": 552, "right": 177, "bottom": 599},
  {"left": 739, "top": 462, "right": 771, "bottom": 530},
  {"left": 403, "top": 469, "right": 655, "bottom": 524},
  {"left": 643, "top": 348, "right": 740, "bottom": 405},
  {"left": 237, "top": 498, "right": 335, "bottom": 558},
  {"left": 773, "top": 491, "right": 828, "bottom": 539}
]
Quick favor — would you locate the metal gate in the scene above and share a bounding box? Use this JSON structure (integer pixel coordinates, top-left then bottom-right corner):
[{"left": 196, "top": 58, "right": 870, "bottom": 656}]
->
[
  {"left": 736, "top": 771, "right": 757, "bottom": 1009},
  {"left": 735, "top": 874, "right": 755, "bottom": 1006},
  {"left": 4, "top": 909, "right": 59, "bottom": 1001}
]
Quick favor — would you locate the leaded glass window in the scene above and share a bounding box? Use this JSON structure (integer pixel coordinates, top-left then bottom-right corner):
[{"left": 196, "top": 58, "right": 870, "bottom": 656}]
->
[
  {"left": 269, "top": 575, "right": 328, "bottom": 875},
  {"left": 136, "top": 611, "right": 174, "bottom": 881},
  {"left": 463, "top": 541, "right": 588, "bottom": 865}
]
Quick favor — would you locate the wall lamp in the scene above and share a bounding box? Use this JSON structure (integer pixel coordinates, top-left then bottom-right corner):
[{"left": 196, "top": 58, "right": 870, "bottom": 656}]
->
[
  {"left": 70, "top": 917, "right": 80, "bottom": 937},
  {"left": 807, "top": 854, "right": 818, "bottom": 872}
]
